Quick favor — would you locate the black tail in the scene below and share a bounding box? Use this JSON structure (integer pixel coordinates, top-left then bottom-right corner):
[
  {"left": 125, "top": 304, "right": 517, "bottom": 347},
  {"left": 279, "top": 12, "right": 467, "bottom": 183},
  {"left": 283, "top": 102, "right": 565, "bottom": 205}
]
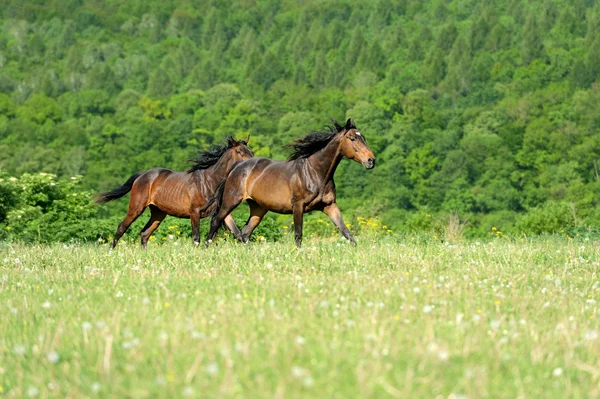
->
[
  {"left": 96, "top": 173, "right": 142, "bottom": 205},
  {"left": 199, "top": 179, "right": 227, "bottom": 217}
]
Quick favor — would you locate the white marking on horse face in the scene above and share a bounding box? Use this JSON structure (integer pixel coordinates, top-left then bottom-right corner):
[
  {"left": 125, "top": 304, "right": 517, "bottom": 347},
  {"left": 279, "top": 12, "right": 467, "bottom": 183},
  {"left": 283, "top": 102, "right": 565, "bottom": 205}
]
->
[{"left": 356, "top": 131, "right": 362, "bottom": 136}]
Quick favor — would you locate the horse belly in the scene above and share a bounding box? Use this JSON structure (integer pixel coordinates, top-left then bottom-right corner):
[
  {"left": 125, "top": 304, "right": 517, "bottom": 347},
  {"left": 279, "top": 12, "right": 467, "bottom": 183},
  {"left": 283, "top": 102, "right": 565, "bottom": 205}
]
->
[
  {"left": 149, "top": 180, "right": 193, "bottom": 218},
  {"left": 249, "top": 182, "right": 293, "bottom": 214}
]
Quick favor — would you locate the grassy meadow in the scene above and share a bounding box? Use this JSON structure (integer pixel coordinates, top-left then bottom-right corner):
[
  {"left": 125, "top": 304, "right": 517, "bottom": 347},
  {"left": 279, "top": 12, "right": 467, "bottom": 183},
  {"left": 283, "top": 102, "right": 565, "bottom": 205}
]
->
[{"left": 1, "top": 235, "right": 599, "bottom": 398}]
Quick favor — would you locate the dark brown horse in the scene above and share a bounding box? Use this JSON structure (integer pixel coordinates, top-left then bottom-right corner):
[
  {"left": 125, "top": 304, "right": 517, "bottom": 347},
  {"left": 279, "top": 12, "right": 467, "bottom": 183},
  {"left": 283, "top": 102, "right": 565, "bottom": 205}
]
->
[
  {"left": 207, "top": 119, "right": 375, "bottom": 247},
  {"left": 97, "top": 137, "right": 254, "bottom": 248}
]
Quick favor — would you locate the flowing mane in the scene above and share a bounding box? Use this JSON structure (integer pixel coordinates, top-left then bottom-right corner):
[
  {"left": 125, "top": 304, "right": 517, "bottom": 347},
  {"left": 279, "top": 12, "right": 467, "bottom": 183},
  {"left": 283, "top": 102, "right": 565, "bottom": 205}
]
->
[
  {"left": 187, "top": 137, "right": 233, "bottom": 172},
  {"left": 285, "top": 120, "right": 349, "bottom": 161}
]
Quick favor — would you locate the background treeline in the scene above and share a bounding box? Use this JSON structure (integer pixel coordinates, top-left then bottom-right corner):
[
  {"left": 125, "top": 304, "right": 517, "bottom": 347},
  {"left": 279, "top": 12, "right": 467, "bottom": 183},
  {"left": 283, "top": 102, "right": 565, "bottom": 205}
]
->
[{"left": 1, "top": 0, "right": 600, "bottom": 240}]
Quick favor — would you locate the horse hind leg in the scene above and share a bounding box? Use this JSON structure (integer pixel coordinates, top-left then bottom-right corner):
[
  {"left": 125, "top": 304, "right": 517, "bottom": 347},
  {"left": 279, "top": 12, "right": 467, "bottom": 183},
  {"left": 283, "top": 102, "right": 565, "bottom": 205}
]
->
[
  {"left": 241, "top": 200, "right": 268, "bottom": 243},
  {"left": 223, "top": 214, "right": 244, "bottom": 242},
  {"left": 140, "top": 205, "right": 166, "bottom": 249},
  {"left": 111, "top": 184, "right": 149, "bottom": 249}
]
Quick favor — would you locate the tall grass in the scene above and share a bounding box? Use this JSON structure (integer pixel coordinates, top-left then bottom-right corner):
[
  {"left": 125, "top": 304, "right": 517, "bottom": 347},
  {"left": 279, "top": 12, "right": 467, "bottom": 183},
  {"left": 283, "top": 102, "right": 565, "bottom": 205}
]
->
[{"left": 1, "top": 235, "right": 599, "bottom": 398}]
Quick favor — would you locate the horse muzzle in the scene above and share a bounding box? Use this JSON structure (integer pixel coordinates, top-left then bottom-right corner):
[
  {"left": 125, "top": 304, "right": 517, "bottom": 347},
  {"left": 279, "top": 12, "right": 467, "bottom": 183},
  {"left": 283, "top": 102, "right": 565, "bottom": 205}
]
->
[{"left": 364, "top": 157, "right": 376, "bottom": 169}]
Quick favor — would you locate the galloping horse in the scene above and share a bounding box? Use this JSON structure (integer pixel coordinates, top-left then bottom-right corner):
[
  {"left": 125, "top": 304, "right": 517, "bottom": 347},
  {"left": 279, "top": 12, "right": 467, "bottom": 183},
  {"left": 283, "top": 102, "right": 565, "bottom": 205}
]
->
[
  {"left": 207, "top": 119, "right": 375, "bottom": 247},
  {"left": 97, "top": 137, "right": 254, "bottom": 248}
]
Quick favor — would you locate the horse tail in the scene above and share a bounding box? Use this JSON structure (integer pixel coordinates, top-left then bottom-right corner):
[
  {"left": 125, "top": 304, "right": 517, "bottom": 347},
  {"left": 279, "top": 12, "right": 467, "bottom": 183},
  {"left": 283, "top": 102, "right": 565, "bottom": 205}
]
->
[
  {"left": 95, "top": 172, "right": 142, "bottom": 205},
  {"left": 200, "top": 178, "right": 227, "bottom": 217}
]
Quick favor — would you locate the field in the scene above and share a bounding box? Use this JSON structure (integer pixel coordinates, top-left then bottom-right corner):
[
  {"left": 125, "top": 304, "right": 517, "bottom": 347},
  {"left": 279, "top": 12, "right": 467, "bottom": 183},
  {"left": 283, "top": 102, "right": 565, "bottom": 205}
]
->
[{"left": 1, "top": 235, "right": 599, "bottom": 398}]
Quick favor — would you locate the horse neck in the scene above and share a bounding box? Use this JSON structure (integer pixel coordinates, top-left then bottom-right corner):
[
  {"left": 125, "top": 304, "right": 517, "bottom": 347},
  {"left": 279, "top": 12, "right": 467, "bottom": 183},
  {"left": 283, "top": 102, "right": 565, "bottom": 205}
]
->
[
  {"left": 192, "top": 152, "right": 233, "bottom": 183},
  {"left": 306, "top": 136, "right": 343, "bottom": 183}
]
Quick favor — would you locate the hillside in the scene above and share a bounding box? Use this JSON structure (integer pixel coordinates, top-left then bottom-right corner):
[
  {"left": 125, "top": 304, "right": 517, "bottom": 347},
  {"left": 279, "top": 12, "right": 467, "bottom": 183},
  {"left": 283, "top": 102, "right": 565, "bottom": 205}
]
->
[{"left": 1, "top": 0, "right": 599, "bottom": 234}]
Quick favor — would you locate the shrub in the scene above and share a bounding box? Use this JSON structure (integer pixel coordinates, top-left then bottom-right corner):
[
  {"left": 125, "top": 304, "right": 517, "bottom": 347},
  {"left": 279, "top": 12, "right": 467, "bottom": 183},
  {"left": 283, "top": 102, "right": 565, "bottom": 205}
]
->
[
  {"left": 2, "top": 173, "right": 100, "bottom": 243},
  {"left": 515, "top": 202, "right": 575, "bottom": 234}
]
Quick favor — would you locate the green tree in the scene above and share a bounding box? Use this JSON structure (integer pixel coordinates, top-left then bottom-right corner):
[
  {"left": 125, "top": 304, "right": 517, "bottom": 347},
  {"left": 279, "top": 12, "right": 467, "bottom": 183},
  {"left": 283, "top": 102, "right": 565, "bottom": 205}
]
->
[
  {"left": 147, "top": 66, "right": 174, "bottom": 98},
  {"left": 521, "top": 13, "right": 545, "bottom": 64}
]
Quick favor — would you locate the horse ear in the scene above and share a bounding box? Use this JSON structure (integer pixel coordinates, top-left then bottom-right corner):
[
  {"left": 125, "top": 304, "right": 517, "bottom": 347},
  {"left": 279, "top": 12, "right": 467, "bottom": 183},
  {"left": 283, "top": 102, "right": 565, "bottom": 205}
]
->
[
  {"left": 332, "top": 119, "right": 344, "bottom": 132},
  {"left": 227, "top": 136, "right": 237, "bottom": 147},
  {"left": 246, "top": 134, "right": 250, "bottom": 144},
  {"left": 345, "top": 118, "right": 355, "bottom": 130}
]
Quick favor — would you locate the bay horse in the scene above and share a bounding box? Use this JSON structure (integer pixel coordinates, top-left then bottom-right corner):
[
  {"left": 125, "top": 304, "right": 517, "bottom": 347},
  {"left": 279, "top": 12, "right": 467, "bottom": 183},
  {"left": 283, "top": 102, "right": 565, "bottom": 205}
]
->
[
  {"left": 96, "top": 137, "right": 254, "bottom": 248},
  {"left": 207, "top": 119, "right": 375, "bottom": 247}
]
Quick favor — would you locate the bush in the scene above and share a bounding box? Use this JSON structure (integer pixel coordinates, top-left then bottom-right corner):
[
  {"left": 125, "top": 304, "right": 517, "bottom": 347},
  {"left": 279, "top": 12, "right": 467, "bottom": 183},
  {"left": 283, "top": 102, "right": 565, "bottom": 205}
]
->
[
  {"left": 2, "top": 173, "right": 101, "bottom": 243},
  {"left": 516, "top": 202, "right": 575, "bottom": 234}
]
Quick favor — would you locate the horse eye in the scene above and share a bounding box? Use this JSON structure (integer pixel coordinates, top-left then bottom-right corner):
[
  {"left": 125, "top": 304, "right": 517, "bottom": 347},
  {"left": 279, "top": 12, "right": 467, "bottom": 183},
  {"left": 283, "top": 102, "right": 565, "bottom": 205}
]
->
[{"left": 349, "top": 136, "right": 356, "bottom": 141}]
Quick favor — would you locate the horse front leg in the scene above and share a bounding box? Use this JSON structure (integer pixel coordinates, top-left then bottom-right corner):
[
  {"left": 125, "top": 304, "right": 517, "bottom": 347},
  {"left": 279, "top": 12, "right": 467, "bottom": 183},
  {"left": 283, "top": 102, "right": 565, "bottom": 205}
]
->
[
  {"left": 292, "top": 201, "right": 305, "bottom": 247},
  {"left": 323, "top": 203, "right": 356, "bottom": 246}
]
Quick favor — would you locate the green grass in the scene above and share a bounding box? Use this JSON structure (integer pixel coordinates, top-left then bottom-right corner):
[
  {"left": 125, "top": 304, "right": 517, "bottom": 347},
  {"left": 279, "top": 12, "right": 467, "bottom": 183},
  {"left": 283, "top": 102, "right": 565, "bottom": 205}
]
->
[{"left": 1, "top": 235, "right": 599, "bottom": 398}]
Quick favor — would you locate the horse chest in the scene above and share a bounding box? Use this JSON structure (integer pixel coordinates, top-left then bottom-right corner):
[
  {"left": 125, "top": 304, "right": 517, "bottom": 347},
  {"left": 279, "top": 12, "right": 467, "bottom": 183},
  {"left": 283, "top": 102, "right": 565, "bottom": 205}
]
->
[{"left": 304, "top": 187, "right": 336, "bottom": 211}]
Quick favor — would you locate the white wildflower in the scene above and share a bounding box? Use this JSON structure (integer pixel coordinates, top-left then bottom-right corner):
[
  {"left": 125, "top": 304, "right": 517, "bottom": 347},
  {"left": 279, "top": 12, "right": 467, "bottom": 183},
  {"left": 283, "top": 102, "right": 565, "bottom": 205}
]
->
[
  {"left": 47, "top": 351, "right": 60, "bottom": 364},
  {"left": 291, "top": 366, "right": 307, "bottom": 378},
  {"left": 182, "top": 386, "right": 195, "bottom": 397},
  {"left": 303, "top": 376, "right": 314, "bottom": 388},
  {"left": 583, "top": 330, "right": 598, "bottom": 341},
  {"left": 205, "top": 362, "right": 219, "bottom": 376},
  {"left": 553, "top": 367, "right": 563, "bottom": 377}
]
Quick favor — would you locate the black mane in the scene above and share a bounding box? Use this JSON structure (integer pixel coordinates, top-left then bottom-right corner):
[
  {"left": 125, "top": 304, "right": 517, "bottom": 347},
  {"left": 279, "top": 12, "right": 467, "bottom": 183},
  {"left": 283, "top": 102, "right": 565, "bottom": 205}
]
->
[
  {"left": 285, "top": 120, "right": 349, "bottom": 161},
  {"left": 187, "top": 137, "right": 233, "bottom": 172}
]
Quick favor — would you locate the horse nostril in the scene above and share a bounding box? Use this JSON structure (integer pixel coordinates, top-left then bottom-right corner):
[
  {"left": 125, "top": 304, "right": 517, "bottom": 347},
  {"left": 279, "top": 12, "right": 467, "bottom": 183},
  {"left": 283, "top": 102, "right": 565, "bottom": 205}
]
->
[{"left": 369, "top": 158, "right": 376, "bottom": 167}]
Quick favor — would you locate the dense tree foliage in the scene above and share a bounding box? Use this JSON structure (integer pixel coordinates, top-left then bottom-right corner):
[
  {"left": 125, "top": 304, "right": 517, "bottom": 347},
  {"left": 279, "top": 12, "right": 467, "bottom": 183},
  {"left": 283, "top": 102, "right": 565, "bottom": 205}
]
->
[{"left": 1, "top": 0, "right": 600, "bottom": 236}]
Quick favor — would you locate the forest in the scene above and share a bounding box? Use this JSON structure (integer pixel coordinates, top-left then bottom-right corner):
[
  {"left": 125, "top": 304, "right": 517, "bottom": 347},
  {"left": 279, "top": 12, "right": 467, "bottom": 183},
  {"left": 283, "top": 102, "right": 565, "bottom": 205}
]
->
[{"left": 1, "top": 0, "right": 600, "bottom": 240}]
